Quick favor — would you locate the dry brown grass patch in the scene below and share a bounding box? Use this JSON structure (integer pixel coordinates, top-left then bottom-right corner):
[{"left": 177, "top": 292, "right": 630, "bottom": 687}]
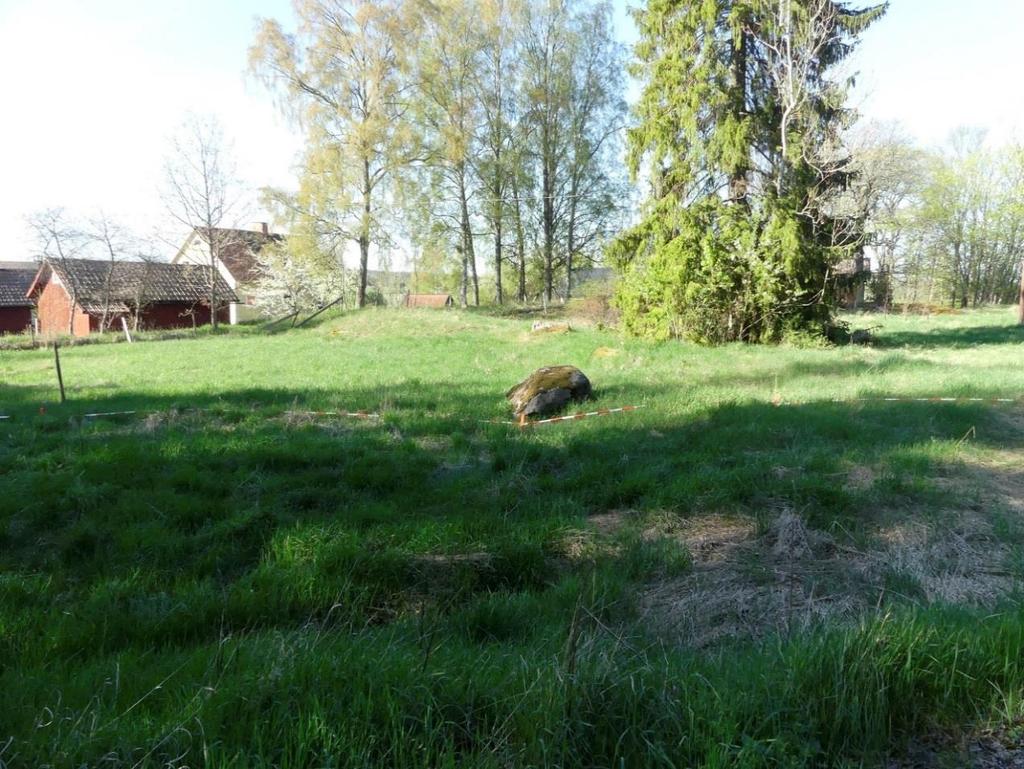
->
[
  {"left": 640, "top": 503, "right": 1021, "bottom": 648},
  {"left": 847, "top": 464, "right": 877, "bottom": 491}
]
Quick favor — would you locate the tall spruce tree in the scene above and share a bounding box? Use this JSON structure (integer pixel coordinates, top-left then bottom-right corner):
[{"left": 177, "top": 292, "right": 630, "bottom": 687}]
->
[{"left": 610, "top": 0, "right": 886, "bottom": 342}]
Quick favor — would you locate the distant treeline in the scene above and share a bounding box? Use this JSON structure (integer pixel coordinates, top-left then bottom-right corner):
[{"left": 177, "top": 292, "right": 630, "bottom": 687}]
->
[{"left": 854, "top": 125, "right": 1024, "bottom": 313}]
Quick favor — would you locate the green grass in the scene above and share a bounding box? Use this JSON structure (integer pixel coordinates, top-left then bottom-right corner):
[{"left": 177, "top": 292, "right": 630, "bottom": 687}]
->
[{"left": 2, "top": 305, "right": 1024, "bottom": 767}]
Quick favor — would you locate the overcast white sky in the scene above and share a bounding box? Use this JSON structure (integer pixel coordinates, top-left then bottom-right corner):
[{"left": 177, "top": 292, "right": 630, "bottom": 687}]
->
[{"left": 0, "top": 0, "right": 1021, "bottom": 262}]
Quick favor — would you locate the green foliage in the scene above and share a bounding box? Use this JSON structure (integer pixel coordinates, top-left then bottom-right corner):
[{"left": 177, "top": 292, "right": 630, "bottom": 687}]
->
[
  {"left": 614, "top": 0, "right": 886, "bottom": 343},
  {"left": 895, "top": 132, "right": 1024, "bottom": 309},
  {"left": 251, "top": 0, "right": 627, "bottom": 310},
  {"left": 611, "top": 197, "right": 833, "bottom": 342},
  {"left": 250, "top": 0, "right": 416, "bottom": 308}
]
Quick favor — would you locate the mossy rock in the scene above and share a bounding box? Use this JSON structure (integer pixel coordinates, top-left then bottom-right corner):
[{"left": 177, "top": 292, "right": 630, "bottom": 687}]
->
[{"left": 506, "top": 365, "right": 592, "bottom": 417}]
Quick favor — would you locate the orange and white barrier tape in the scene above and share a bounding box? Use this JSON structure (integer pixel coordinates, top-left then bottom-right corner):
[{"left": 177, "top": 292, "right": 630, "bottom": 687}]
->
[
  {"left": 486, "top": 405, "right": 641, "bottom": 427},
  {"left": 290, "top": 410, "right": 380, "bottom": 420},
  {"left": 767, "top": 395, "right": 1022, "bottom": 407},
  {"left": 844, "top": 396, "right": 1020, "bottom": 404}
]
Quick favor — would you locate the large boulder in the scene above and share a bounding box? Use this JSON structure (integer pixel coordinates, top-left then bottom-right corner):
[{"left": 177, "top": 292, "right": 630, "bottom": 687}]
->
[
  {"left": 506, "top": 365, "right": 592, "bottom": 417},
  {"left": 530, "top": 320, "right": 571, "bottom": 334}
]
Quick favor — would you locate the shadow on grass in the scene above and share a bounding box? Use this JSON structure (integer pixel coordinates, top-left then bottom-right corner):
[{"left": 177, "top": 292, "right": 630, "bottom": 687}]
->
[
  {"left": 2, "top": 380, "right": 1012, "bottom": 581},
  {"left": 698, "top": 353, "right": 942, "bottom": 390},
  {"left": 4, "top": 379, "right": 1024, "bottom": 767},
  {"left": 875, "top": 324, "right": 1024, "bottom": 349}
]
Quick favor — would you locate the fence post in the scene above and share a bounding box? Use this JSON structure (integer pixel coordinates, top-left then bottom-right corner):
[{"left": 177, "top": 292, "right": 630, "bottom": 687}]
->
[{"left": 53, "top": 342, "right": 66, "bottom": 403}]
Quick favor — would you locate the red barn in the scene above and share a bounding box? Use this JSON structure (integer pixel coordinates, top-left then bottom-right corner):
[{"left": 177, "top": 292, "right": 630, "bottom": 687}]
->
[
  {"left": 0, "top": 262, "right": 37, "bottom": 335},
  {"left": 27, "top": 258, "right": 236, "bottom": 337}
]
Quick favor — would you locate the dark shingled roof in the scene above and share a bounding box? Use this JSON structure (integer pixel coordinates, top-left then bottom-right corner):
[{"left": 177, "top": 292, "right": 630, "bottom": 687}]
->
[
  {"left": 36, "top": 258, "right": 237, "bottom": 311},
  {"left": 0, "top": 262, "right": 38, "bottom": 307},
  {"left": 196, "top": 227, "right": 284, "bottom": 285},
  {"left": 833, "top": 259, "right": 871, "bottom": 276}
]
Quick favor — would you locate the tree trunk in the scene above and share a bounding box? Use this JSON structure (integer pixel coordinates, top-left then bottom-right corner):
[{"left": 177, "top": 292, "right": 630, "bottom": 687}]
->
[
  {"left": 542, "top": 151, "right": 555, "bottom": 304},
  {"left": 459, "top": 243, "right": 468, "bottom": 308},
  {"left": 566, "top": 188, "right": 577, "bottom": 301},
  {"left": 729, "top": 23, "right": 749, "bottom": 204},
  {"left": 458, "top": 169, "right": 479, "bottom": 306},
  {"left": 357, "top": 235, "right": 370, "bottom": 308},
  {"left": 853, "top": 251, "right": 864, "bottom": 309},
  {"left": 511, "top": 175, "right": 527, "bottom": 303},
  {"left": 208, "top": 234, "right": 219, "bottom": 331},
  {"left": 469, "top": 245, "right": 479, "bottom": 306},
  {"left": 358, "top": 158, "right": 372, "bottom": 308},
  {"left": 210, "top": 260, "right": 219, "bottom": 330},
  {"left": 204, "top": 227, "right": 219, "bottom": 329},
  {"left": 493, "top": 159, "right": 504, "bottom": 305},
  {"left": 494, "top": 216, "right": 503, "bottom": 305},
  {"left": 204, "top": 229, "right": 219, "bottom": 331},
  {"left": 1018, "top": 259, "right": 1024, "bottom": 325}
]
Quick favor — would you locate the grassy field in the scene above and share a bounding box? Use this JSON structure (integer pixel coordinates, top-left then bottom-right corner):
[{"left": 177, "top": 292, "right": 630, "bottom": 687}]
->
[{"left": 2, "top": 305, "right": 1024, "bottom": 767}]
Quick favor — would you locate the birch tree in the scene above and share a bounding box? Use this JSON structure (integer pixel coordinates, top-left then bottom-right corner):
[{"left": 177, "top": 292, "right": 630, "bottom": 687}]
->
[
  {"left": 474, "top": 0, "right": 524, "bottom": 305},
  {"left": 127, "top": 249, "right": 162, "bottom": 332},
  {"left": 411, "top": 0, "right": 484, "bottom": 307},
  {"left": 251, "top": 0, "right": 415, "bottom": 308},
  {"left": 562, "top": 1, "right": 626, "bottom": 299},
  {"left": 521, "top": 0, "right": 574, "bottom": 304}
]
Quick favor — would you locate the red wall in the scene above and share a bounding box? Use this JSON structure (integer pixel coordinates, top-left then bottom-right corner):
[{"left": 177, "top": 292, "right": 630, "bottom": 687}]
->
[
  {"left": 0, "top": 307, "right": 32, "bottom": 334},
  {"left": 36, "top": 280, "right": 91, "bottom": 336},
  {"left": 35, "top": 277, "right": 229, "bottom": 337},
  {"left": 90, "top": 304, "right": 230, "bottom": 333},
  {"left": 138, "top": 303, "right": 228, "bottom": 330}
]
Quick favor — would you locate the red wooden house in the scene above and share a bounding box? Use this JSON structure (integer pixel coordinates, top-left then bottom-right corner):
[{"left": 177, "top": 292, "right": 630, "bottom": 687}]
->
[{"left": 27, "top": 258, "right": 236, "bottom": 337}]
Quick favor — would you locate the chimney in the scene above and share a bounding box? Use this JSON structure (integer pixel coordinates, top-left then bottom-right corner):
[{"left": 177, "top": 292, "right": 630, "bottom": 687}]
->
[{"left": 250, "top": 221, "right": 269, "bottom": 236}]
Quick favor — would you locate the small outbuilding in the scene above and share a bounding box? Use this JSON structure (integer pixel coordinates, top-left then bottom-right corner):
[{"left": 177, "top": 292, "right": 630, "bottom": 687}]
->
[
  {"left": 0, "top": 262, "right": 38, "bottom": 335},
  {"left": 405, "top": 293, "right": 454, "bottom": 309},
  {"left": 833, "top": 255, "right": 872, "bottom": 310},
  {"left": 27, "top": 258, "right": 237, "bottom": 337}
]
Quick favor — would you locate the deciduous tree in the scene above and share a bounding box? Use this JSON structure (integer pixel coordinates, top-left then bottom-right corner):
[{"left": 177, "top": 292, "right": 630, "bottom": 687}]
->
[
  {"left": 161, "top": 115, "right": 243, "bottom": 331},
  {"left": 28, "top": 208, "right": 88, "bottom": 335},
  {"left": 251, "top": 0, "right": 415, "bottom": 308},
  {"left": 409, "top": 0, "right": 484, "bottom": 307}
]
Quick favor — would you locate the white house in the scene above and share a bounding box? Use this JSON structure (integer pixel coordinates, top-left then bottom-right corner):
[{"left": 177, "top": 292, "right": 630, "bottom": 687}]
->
[{"left": 171, "top": 223, "right": 283, "bottom": 325}]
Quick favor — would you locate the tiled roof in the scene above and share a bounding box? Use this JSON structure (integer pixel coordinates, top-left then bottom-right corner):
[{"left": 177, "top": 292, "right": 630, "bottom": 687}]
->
[
  {"left": 39, "top": 258, "right": 237, "bottom": 309},
  {"left": 833, "top": 259, "right": 871, "bottom": 276},
  {"left": 195, "top": 227, "right": 283, "bottom": 285},
  {"left": 0, "top": 262, "right": 38, "bottom": 307}
]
